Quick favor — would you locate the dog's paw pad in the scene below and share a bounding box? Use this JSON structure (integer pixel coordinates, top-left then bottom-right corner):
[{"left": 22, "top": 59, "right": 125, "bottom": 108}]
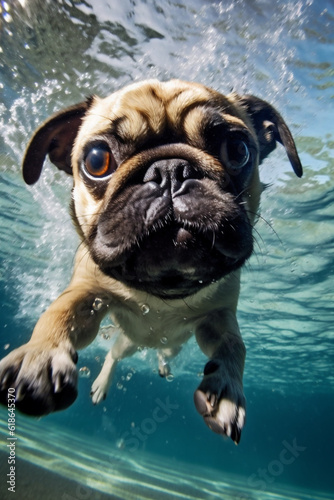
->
[{"left": 194, "top": 389, "right": 215, "bottom": 415}]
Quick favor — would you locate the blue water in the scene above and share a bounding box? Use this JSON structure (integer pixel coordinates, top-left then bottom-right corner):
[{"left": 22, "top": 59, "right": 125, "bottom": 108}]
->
[{"left": 0, "top": 0, "right": 333, "bottom": 498}]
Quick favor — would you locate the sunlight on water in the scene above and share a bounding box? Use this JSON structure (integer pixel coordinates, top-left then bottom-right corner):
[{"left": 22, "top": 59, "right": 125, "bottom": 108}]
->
[{"left": 0, "top": 417, "right": 329, "bottom": 500}]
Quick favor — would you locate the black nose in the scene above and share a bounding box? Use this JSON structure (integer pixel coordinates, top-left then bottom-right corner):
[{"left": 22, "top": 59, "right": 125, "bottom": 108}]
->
[{"left": 143, "top": 159, "right": 202, "bottom": 195}]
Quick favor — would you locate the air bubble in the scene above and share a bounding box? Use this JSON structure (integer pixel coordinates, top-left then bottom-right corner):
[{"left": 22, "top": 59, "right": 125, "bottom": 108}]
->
[
  {"left": 126, "top": 372, "right": 133, "bottom": 381},
  {"left": 116, "top": 438, "right": 125, "bottom": 449},
  {"left": 166, "top": 374, "right": 174, "bottom": 382},
  {"left": 79, "top": 367, "right": 91, "bottom": 378},
  {"left": 141, "top": 304, "right": 150, "bottom": 315},
  {"left": 3, "top": 13, "right": 12, "bottom": 23},
  {"left": 3, "top": 343, "right": 10, "bottom": 350},
  {"left": 92, "top": 298, "right": 104, "bottom": 311},
  {"left": 160, "top": 337, "right": 168, "bottom": 345}
]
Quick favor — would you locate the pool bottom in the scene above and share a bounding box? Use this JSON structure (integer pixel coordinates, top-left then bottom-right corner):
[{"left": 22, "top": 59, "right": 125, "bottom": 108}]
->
[{"left": 0, "top": 417, "right": 331, "bottom": 500}]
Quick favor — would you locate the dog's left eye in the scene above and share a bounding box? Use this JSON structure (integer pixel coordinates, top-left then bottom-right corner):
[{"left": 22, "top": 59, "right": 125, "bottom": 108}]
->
[
  {"left": 84, "top": 145, "right": 116, "bottom": 178},
  {"left": 221, "top": 138, "right": 250, "bottom": 171}
]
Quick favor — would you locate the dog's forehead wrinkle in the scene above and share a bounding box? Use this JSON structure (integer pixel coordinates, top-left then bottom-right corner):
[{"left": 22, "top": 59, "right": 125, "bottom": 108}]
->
[
  {"left": 102, "top": 84, "right": 167, "bottom": 140},
  {"left": 96, "top": 82, "right": 230, "bottom": 143}
]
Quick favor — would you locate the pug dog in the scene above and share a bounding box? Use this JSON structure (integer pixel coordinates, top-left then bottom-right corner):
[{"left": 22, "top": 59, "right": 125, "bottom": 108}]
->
[{"left": 0, "top": 79, "right": 302, "bottom": 444}]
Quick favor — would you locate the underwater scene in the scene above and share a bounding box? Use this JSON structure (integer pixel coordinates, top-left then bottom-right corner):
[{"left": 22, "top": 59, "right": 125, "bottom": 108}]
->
[{"left": 0, "top": 0, "right": 333, "bottom": 498}]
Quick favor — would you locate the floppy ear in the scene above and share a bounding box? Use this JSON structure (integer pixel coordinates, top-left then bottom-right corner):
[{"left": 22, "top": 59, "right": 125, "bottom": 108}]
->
[
  {"left": 239, "top": 95, "right": 303, "bottom": 178},
  {"left": 22, "top": 98, "right": 93, "bottom": 185}
]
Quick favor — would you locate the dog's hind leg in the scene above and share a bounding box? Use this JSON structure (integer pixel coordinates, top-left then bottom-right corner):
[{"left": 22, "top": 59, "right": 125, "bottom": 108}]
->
[
  {"left": 90, "top": 332, "right": 136, "bottom": 404},
  {"left": 157, "top": 346, "right": 182, "bottom": 378}
]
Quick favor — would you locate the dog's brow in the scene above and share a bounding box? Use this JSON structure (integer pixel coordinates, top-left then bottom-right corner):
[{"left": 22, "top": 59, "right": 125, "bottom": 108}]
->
[
  {"left": 102, "top": 83, "right": 242, "bottom": 149},
  {"left": 108, "top": 116, "right": 129, "bottom": 142},
  {"left": 112, "top": 98, "right": 218, "bottom": 144}
]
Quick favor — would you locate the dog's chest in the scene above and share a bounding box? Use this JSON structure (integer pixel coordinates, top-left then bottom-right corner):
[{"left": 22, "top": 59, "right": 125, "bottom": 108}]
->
[{"left": 110, "top": 301, "right": 197, "bottom": 348}]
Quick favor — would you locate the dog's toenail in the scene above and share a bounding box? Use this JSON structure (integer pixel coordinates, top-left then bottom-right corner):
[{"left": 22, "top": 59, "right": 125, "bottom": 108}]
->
[{"left": 209, "top": 394, "right": 216, "bottom": 407}]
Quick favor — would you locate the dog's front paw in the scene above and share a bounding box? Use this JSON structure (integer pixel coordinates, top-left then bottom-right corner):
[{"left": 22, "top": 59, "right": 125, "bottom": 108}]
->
[
  {"left": 0, "top": 342, "right": 78, "bottom": 416},
  {"left": 194, "top": 359, "right": 246, "bottom": 445}
]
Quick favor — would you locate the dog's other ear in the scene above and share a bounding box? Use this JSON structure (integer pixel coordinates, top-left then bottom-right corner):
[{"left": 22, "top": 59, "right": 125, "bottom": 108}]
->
[
  {"left": 22, "top": 98, "right": 93, "bottom": 185},
  {"left": 239, "top": 95, "right": 303, "bottom": 178}
]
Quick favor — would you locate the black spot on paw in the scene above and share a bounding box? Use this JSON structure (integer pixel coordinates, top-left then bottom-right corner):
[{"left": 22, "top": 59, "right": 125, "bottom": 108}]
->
[{"left": 203, "top": 359, "right": 220, "bottom": 376}]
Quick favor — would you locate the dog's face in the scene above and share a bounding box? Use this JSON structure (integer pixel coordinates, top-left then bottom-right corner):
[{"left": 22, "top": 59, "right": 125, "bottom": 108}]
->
[
  {"left": 23, "top": 79, "right": 302, "bottom": 298},
  {"left": 72, "top": 80, "right": 260, "bottom": 298}
]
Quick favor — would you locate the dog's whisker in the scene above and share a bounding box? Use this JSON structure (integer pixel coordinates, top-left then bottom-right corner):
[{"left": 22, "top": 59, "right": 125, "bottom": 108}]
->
[
  {"left": 246, "top": 210, "right": 283, "bottom": 247},
  {"left": 211, "top": 230, "right": 216, "bottom": 250}
]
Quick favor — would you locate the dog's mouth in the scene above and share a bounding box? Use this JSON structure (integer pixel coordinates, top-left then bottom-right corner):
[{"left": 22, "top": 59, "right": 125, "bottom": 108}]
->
[{"left": 92, "top": 221, "right": 252, "bottom": 299}]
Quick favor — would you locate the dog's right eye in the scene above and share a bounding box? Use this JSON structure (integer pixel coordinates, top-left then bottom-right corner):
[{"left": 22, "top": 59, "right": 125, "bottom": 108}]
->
[{"left": 83, "top": 145, "right": 117, "bottom": 178}]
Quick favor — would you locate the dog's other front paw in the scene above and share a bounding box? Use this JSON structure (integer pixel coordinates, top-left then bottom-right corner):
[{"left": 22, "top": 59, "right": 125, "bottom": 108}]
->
[
  {"left": 90, "top": 374, "right": 110, "bottom": 405},
  {"left": 194, "top": 359, "right": 246, "bottom": 445},
  {"left": 0, "top": 342, "right": 78, "bottom": 416}
]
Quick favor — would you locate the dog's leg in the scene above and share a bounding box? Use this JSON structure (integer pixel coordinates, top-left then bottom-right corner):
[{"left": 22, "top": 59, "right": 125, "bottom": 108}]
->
[
  {"left": 91, "top": 332, "right": 137, "bottom": 404},
  {"left": 0, "top": 284, "right": 109, "bottom": 416},
  {"left": 157, "top": 346, "right": 182, "bottom": 378},
  {"left": 194, "top": 309, "right": 246, "bottom": 445}
]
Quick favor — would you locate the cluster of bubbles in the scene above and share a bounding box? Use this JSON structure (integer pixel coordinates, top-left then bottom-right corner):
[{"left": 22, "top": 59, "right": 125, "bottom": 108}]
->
[{"left": 116, "top": 370, "right": 135, "bottom": 392}]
